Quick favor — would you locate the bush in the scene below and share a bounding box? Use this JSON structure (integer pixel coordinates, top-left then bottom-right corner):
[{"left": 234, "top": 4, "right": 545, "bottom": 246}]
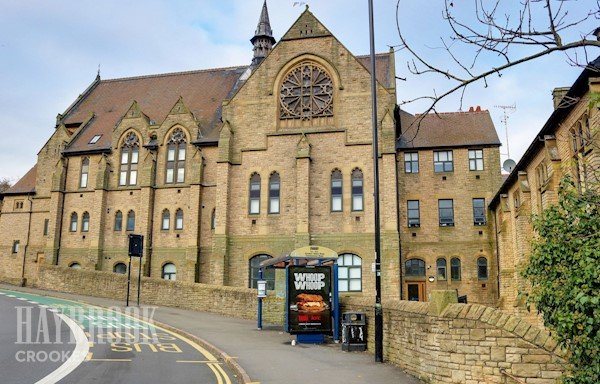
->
[{"left": 522, "top": 177, "right": 600, "bottom": 383}]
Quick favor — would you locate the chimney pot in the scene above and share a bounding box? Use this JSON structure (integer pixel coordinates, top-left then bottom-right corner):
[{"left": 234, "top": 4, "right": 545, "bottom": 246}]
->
[
  {"left": 468, "top": 107, "right": 474, "bottom": 112},
  {"left": 476, "top": 106, "right": 481, "bottom": 112}
]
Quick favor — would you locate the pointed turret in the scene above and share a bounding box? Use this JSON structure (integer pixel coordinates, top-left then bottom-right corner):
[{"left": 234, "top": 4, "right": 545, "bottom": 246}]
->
[{"left": 251, "top": 0, "right": 276, "bottom": 66}]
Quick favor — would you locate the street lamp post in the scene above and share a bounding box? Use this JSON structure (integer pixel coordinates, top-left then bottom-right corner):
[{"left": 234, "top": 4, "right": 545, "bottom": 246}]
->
[{"left": 367, "top": 0, "right": 384, "bottom": 363}]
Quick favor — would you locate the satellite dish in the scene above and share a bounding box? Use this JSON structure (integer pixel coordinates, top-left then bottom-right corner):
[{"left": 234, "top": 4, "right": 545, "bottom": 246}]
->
[{"left": 503, "top": 159, "right": 517, "bottom": 173}]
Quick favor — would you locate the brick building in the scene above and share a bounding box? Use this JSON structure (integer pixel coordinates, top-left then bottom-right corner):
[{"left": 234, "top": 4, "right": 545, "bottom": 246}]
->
[
  {"left": 489, "top": 58, "right": 599, "bottom": 321},
  {"left": 0, "top": 3, "right": 502, "bottom": 304}
]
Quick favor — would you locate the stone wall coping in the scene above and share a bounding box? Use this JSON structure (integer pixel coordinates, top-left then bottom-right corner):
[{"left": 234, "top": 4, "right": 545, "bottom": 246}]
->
[{"left": 342, "top": 296, "right": 564, "bottom": 358}]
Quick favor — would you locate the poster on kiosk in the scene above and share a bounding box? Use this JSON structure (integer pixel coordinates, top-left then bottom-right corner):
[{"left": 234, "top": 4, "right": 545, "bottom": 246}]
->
[{"left": 287, "top": 266, "right": 332, "bottom": 334}]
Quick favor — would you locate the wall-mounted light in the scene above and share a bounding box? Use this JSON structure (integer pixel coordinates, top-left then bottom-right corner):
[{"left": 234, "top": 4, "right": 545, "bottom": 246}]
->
[{"left": 428, "top": 276, "right": 435, "bottom": 283}]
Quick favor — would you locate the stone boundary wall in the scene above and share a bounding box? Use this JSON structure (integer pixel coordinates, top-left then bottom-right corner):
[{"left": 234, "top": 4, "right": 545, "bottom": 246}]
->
[
  {"left": 342, "top": 297, "right": 567, "bottom": 384},
  {"left": 30, "top": 265, "right": 285, "bottom": 325}
]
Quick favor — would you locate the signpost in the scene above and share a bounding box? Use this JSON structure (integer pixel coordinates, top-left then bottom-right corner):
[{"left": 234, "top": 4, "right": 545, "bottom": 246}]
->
[{"left": 127, "top": 234, "right": 143, "bottom": 307}]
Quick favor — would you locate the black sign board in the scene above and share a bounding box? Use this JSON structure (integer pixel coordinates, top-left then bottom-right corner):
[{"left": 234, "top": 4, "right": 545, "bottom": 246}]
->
[
  {"left": 287, "top": 266, "right": 332, "bottom": 335},
  {"left": 128, "top": 234, "right": 143, "bottom": 257}
]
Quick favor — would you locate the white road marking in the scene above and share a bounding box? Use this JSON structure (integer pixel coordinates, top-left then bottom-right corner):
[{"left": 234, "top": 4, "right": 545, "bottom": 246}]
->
[
  {"left": 6, "top": 295, "right": 16, "bottom": 297},
  {"left": 35, "top": 313, "right": 89, "bottom": 384},
  {"left": 28, "top": 301, "right": 38, "bottom": 304},
  {"left": 17, "top": 297, "right": 28, "bottom": 301},
  {"left": 0, "top": 292, "right": 6, "bottom": 295},
  {"left": 39, "top": 305, "right": 48, "bottom": 308}
]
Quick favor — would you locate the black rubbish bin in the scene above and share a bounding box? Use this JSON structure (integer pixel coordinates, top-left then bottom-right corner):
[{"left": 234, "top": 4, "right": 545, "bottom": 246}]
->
[
  {"left": 341, "top": 312, "right": 367, "bottom": 352},
  {"left": 458, "top": 295, "right": 468, "bottom": 304}
]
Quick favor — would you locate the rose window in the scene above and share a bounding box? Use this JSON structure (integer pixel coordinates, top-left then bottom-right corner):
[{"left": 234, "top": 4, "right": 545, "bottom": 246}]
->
[{"left": 280, "top": 62, "right": 333, "bottom": 120}]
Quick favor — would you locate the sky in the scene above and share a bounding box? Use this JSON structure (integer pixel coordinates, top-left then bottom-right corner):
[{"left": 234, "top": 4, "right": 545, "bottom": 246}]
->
[{"left": 0, "top": 0, "right": 597, "bottom": 182}]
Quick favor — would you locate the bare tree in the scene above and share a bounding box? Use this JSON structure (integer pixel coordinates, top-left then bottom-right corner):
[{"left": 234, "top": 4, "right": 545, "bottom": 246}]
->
[
  {"left": 395, "top": 0, "right": 600, "bottom": 140},
  {"left": 0, "top": 178, "right": 11, "bottom": 193}
]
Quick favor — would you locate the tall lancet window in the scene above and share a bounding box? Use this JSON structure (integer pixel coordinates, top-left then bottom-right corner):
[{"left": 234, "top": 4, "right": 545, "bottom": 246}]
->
[
  {"left": 166, "top": 128, "right": 186, "bottom": 184},
  {"left": 119, "top": 132, "right": 139, "bottom": 186}
]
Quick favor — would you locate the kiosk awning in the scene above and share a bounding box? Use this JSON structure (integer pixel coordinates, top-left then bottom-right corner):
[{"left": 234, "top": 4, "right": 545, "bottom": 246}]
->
[{"left": 259, "top": 246, "right": 338, "bottom": 269}]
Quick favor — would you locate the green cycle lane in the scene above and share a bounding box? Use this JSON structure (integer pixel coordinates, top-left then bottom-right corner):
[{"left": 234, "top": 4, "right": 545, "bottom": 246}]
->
[{"left": 0, "top": 289, "right": 234, "bottom": 384}]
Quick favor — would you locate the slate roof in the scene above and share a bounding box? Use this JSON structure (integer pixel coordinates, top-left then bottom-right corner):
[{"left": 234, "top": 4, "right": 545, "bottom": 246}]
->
[
  {"left": 3, "top": 164, "right": 37, "bottom": 195},
  {"left": 62, "top": 66, "right": 248, "bottom": 154},
  {"left": 489, "top": 55, "right": 600, "bottom": 209},
  {"left": 396, "top": 109, "right": 501, "bottom": 150}
]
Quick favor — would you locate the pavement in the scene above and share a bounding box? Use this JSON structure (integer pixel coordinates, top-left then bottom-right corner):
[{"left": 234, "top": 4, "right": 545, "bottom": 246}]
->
[{"left": 0, "top": 284, "right": 422, "bottom": 384}]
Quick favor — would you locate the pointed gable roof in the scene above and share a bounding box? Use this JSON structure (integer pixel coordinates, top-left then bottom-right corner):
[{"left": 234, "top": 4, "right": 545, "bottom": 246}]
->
[
  {"left": 280, "top": 6, "right": 333, "bottom": 41},
  {"left": 62, "top": 66, "right": 248, "bottom": 154},
  {"left": 3, "top": 164, "right": 37, "bottom": 195}
]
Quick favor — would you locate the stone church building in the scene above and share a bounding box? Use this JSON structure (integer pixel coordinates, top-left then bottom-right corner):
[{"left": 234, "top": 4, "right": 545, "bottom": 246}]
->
[{"left": 0, "top": 3, "right": 502, "bottom": 304}]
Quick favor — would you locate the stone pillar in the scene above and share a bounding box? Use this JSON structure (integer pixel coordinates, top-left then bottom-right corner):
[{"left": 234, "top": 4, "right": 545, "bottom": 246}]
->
[{"left": 295, "top": 134, "right": 311, "bottom": 248}]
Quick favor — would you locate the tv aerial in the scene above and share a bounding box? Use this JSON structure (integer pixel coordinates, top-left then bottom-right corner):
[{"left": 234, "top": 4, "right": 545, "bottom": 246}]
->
[{"left": 495, "top": 103, "right": 517, "bottom": 173}]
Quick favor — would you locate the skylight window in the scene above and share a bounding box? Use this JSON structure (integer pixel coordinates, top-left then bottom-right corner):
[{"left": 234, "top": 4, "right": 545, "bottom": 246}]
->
[{"left": 89, "top": 135, "right": 102, "bottom": 144}]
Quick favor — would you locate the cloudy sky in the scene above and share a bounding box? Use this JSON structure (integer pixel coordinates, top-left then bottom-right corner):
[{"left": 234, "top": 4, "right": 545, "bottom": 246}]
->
[{"left": 0, "top": 0, "right": 597, "bottom": 182}]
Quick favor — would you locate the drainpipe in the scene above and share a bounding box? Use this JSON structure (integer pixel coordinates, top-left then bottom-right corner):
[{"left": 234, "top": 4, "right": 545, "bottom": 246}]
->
[
  {"left": 54, "top": 158, "right": 68, "bottom": 266},
  {"left": 21, "top": 194, "right": 34, "bottom": 286},
  {"left": 493, "top": 209, "right": 501, "bottom": 302},
  {"left": 145, "top": 150, "right": 158, "bottom": 277}
]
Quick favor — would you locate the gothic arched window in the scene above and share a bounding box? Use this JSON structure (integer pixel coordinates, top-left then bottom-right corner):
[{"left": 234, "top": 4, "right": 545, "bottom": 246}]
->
[
  {"left": 280, "top": 61, "right": 333, "bottom": 120},
  {"left": 268, "top": 172, "right": 280, "bottom": 214},
  {"left": 175, "top": 209, "right": 184, "bottom": 230},
  {"left": 114, "top": 211, "right": 123, "bottom": 231},
  {"left": 166, "top": 128, "right": 186, "bottom": 184},
  {"left": 161, "top": 209, "right": 170, "bottom": 230},
  {"left": 119, "top": 132, "right": 139, "bottom": 186},
  {"left": 351, "top": 168, "right": 364, "bottom": 211},
  {"left": 249, "top": 173, "right": 261, "bottom": 214},
  {"left": 80, "top": 157, "right": 89, "bottom": 188},
  {"left": 331, "top": 169, "right": 343, "bottom": 212},
  {"left": 81, "top": 212, "right": 90, "bottom": 232}
]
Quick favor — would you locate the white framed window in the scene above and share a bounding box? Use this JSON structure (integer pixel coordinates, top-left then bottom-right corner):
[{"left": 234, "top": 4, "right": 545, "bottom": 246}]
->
[
  {"left": 175, "top": 209, "right": 184, "bottom": 230},
  {"left": 351, "top": 169, "right": 364, "bottom": 212},
  {"left": 404, "top": 152, "right": 419, "bottom": 173},
  {"left": 81, "top": 212, "right": 90, "bottom": 232},
  {"left": 249, "top": 173, "right": 261, "bottom": 214},
  {"left": 162, "top": 263, "right": 176, "bottom": 280},
  {"left": 469, "top": 149, "right": 484, "bottom": 171},
  {"left": 337, "top": 253, "right": 362, "bottom": 292},
  {"left": 166, "top": 128, "right": 186, "bottom": 184},
  {"left": 331, "top": 169, "right": 343, "bottom": 212},
  {"left": 80, "top": 157, "right": 89, "bottom": 188},
  {"left": 119, "top": 132, "right": 139, "bottom": 186},
  {"left": 269, "top": 173, "right": 280, "bottom": 214},
  {"left": 434, "top": 150, "right": 453, "bottom": 172},
  {"left": 69, "top": 212, "right": 78, "bottom": 232},
  {"left": 161, "top": 209, "right": 170, "bottom": 230}
]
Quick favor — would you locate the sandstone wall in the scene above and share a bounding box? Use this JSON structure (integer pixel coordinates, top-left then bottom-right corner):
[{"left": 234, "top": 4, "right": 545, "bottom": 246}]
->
[
  {"left": 342, "top": 297, "right": 566, "bottom": 384},
  {"left": 31, "top": 264, "right": 285, "bottom": 325}
]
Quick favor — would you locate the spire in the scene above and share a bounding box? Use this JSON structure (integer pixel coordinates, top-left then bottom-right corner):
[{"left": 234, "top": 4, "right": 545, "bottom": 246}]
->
[{"left": 251, "top": 0, "right": 276, "bottom": 66}]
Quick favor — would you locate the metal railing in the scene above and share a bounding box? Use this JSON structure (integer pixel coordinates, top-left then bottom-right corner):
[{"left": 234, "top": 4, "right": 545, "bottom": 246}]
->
[{"left": 500, "top": 369, "right": 526, "bottom": 384}]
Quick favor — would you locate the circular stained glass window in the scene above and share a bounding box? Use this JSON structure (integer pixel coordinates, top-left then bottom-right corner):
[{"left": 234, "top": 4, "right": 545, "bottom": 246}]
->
[{"left": 280, "top": 61, "right": 333, "bottom": 120}]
